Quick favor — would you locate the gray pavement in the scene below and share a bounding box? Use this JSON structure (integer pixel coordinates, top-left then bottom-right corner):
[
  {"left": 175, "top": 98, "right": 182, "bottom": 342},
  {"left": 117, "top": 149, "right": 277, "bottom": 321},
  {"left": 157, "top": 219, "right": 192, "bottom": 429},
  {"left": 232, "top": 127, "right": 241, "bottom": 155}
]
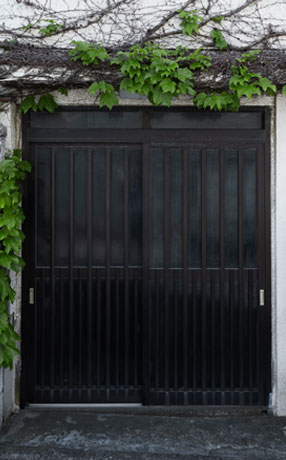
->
[{"left": 1, "top": 407, "right": 286, "bottom": 459}]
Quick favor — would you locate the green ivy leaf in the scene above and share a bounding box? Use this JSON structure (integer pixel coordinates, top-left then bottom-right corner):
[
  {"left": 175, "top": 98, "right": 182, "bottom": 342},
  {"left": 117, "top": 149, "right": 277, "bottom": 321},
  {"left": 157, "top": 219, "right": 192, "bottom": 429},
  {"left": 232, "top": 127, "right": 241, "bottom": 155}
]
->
[
  {"left": 176, "top": 68, "right": 193, "bottom": 81},
  {"left": 119, "top": 78, "right": 137, "bottom": 93},
  {"left": 0, "top": 270, "right": 15, "bottom": 303},
  {"left": 177, "top": 82, "right": 187, "bottom": 95},
  {"left": 229, "top": 74, "right": 245, "bottom": 88},
  {"left": 20, "top": 160, "right": 31, "bottom": 173},
  {"left": 88, "top": 81, "right": 100, "bottom": 95},
  {"left": 0, "top": 195, "right": 11, "bottom": 209},
  {"left": 282, "top": 85, "right": 286, "bottom": 96},
  {"left": 0, "top": 345, "right": 4, "bottom": 367},
  {"left": 189, "top": 49, "right": 212, "bottom": 70},
  {"left": 185, "top": 82, "right": 196, "bottom": 96},
  {"left": 152, "top": 87, "right": 173, "bottom": 106},
  {"left": 258, "top": 77, "right": 276, "bottom": 94},
  {"left": 212, "top": 16, "right": 224, "bottom": 24},
  {"left": 0, "top": 252, "right": 13, "bottom": 270},
  {"left": 3, "top": 237, "right": 22, "bottom": 254},
  {"left": 22, "top": 22, "right": 34, "bottom": 31},
  {"left": 0, "top": 342, "right": 19, "bottom": 369},
  {"left": 178, "top": 9, "right": 202, "bottom": 36},
  {"left": 159, "top": 78, "right": 176, "bottom": 94},
  {"left": 0, "top": 252, "right": 23, "bottom": 271},
  {"left": 0, "top": 312, "right": 9, "bottom": 332},
  {"left": 18, "top": 96, "right": 37, "bottom": 114},
  {"left": 194, "top": 91, "right": 240, "bottom": 111},
  {"left": 39, "top": 19, "right": 64, "bottom": 36},
  {"left": 237, "top": 50, "right": 260, "bottom": 63},
  {"left": 58, "top": 87, "right": 68, "bottom": 96},
  {"left": 38, "top": 94, "right": 58, "bottom": 113},
  {"left": 69, "top": 41, "right": 109, "bottom": 66},
  {"left": 236, "top": 84, "right": 261, "bottom": 99},
  {"left": 0, "top": 209, "right": 19, "bottom": 231},
  {"left": 99, "top": 91, "right": 118, "bottom": 110},
  {"left": 211, "top": 29, "right": 228, "bottom": 50}
]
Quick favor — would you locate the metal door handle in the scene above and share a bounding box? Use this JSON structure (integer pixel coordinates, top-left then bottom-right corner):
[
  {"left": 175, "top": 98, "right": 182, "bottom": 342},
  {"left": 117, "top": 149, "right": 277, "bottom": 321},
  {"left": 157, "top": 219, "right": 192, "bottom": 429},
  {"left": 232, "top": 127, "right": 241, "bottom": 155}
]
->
[
  {"left": 259, "top": 289, "right": 264, "bottom": 307},
  {"left": 29, "top": 288, "right": 34, "bottom": 304}
]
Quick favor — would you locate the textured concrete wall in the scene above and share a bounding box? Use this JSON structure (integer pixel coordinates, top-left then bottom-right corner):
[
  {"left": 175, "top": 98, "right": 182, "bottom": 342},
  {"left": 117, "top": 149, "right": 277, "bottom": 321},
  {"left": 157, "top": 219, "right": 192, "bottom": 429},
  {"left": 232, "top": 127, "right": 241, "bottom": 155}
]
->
[{"left": 273, "top": 96, "right": 286, "bottom": 415}]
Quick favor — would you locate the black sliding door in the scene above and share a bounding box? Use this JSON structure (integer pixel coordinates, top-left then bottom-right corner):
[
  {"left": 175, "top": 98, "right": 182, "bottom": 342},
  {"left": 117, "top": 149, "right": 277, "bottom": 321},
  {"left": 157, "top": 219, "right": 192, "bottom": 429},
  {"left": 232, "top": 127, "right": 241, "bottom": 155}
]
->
[
  {"left": 22, "top": 108, "right": 271, "bottom": 405},
  {"left": 145, "top": 143, "right": 267, "bottom": 405}
]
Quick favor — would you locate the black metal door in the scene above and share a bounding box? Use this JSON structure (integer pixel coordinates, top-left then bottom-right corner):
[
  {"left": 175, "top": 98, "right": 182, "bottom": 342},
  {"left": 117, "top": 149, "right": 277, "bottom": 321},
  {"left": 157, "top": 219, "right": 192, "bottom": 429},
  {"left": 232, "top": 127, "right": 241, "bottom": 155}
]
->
[
  {"left": 22, "top": 108, "right": 270, "bottom": 405},
  {"left": 144, "top": 143, "right": 269, "bottom": 405}
]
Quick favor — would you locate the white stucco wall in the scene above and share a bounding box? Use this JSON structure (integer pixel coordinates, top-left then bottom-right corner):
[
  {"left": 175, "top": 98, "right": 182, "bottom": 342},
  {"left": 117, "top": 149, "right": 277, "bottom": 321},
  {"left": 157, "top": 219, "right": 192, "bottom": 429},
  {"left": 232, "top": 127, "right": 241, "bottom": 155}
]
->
[{"left": 1, "top": 0, "right": 286, "bottom": 49}]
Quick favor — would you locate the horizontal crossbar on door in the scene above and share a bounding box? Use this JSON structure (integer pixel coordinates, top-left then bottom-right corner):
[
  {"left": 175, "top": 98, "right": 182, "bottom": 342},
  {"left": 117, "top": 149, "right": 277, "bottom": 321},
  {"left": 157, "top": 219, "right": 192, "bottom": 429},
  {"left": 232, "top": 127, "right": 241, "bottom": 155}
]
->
[{"left": 26, "top": 128, "right": 265, "bottom": 143}]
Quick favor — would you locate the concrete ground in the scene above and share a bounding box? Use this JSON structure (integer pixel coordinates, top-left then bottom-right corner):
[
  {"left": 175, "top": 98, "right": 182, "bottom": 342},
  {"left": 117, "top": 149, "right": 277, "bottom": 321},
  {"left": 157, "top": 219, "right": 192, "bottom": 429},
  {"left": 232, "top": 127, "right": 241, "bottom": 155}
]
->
[{"left": 1, "top": 407, "right": 286, "bottom": 459}]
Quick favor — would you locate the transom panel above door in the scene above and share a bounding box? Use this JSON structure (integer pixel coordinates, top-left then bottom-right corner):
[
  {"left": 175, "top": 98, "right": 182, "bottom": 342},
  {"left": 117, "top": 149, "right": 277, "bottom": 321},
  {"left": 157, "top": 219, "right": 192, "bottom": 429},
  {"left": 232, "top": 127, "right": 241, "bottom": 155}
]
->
[{"left": 22, "top": 108, "right": 271, "bottom": 406}]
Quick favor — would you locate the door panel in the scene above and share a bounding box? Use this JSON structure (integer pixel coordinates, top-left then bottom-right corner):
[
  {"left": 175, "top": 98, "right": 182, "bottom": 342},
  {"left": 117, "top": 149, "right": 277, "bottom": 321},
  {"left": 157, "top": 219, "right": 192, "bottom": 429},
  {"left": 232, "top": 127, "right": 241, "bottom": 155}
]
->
[
  {"left": 146, "top": 144, "right": 265, "bottom": 405},
  {"left": 31, "top": 145, "right": 143, "bottom": 403}
]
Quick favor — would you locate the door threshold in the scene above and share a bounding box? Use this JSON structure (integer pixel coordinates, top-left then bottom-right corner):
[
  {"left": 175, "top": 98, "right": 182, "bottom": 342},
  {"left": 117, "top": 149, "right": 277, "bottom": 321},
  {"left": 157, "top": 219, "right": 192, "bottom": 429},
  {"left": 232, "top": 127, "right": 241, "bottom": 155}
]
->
[
  {"left": 28, "top": 403, "right": 143, "bottom": 409},
  {"left": 26, "top": 404, "right": 269, "bottom": 416}
]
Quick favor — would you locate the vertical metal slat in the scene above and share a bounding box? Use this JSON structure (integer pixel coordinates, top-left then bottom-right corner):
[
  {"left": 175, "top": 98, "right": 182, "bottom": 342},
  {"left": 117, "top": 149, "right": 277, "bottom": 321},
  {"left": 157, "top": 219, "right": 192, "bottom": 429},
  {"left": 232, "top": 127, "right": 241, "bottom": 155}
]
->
[
  {"left": 134, "top": 277, "right": 138, "bottom": 388},
  {"left": 229, "top": 270, "right": 235, "bottom": 403},
  {"left": 78, "top": 268, "right": 83, "bottom": 397},
  {"left": 211, "top": 270, "right": 216, "bottom": 401},
  {"left": 192, "top": 270, "right": 197, "bottom": 396},
  {"left": 96, "top": 274, "right": 101, "bottom": 392},
  {"left": 155, "top": 273, "right": 160, "bottom": 392},
  {"left": 115, "top": 276, "right": 120, "bottom": 390},
  {"left": 173, "top": 273, "right": 178, "bottom": 401},
  {"left": 220, "top": 149, "right": 226, "bottom": 400},
  {"left": 60, "top": 268, "right": 64, "bottom": 399},
  {"left": 124, "top": 149, "right": 129, "bottom": 398},
  {"left": 183, "top": 147, "right": 189, "bottom": 401},
  {"left": 50, "top": 147, "right": 55, "bottom": 401},
  {"left": 201, "top": 149, "right": 207, "bottom": 402},
  {"left": 69, "top": 147, "right": 74, "bottom": 401},
  {"left": 142, "top": 143, "right": 150, "bottom": 404},
  {"left": 105, "top": 147, "right": 111, "bottom": 399},
  {"left": 238, "top": 149, "right": 244, "bottom": 401},
  {"left": 257, "top": 144, "right": 266, "bottom": 404},
  {"left": 40, "top": 268, "right": 45, "bottom": 397},
  {"left": 164, "top": 148, "right": 170, "bottom": 404},
  {"left": 248, "top": 270, "right": 253, "bottom": 403},
  {"left": 87, "top": 148, "right": 92, "bottom": 400}
]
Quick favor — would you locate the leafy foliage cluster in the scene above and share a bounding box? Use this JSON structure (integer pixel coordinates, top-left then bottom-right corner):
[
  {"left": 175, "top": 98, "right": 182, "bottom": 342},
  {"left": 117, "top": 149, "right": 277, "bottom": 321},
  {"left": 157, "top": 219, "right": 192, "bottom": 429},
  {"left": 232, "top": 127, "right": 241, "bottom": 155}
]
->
[
  {"left": 19, "top": 93, "right": 59, "bottom": 114},
  {"left": 0, "top": 150, "right": 31, "bottom": 368},
  {"left": 195, "top": 50, "right": 277, "bottom": 111},
  {"left": 18, "top": 9, "right": 285, "bottom": 113},
  {"left": 112, "top": 44, "right": 211, "bottom": 107}
]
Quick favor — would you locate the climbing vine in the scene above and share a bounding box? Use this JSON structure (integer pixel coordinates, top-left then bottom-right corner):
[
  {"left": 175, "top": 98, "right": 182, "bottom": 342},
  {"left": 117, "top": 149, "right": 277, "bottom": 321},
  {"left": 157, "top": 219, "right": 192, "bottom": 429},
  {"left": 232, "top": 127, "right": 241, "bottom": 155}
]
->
[
  {"left": 0, "top": 150, "right": 31, "bottom": 368},
  {"left": 17, "top": 9, "right": 285, "bottom": 113}
]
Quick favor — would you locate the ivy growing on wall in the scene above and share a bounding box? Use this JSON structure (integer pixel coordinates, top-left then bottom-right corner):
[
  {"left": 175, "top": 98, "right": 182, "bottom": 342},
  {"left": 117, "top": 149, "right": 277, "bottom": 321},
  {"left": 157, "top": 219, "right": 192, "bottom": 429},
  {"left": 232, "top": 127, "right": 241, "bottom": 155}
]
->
[
  {"left": 0, "top": 150, "right": 31, "bottom": 368},
  {"left": 18, "top": 9, "right": 285, "bottom": 113}
]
